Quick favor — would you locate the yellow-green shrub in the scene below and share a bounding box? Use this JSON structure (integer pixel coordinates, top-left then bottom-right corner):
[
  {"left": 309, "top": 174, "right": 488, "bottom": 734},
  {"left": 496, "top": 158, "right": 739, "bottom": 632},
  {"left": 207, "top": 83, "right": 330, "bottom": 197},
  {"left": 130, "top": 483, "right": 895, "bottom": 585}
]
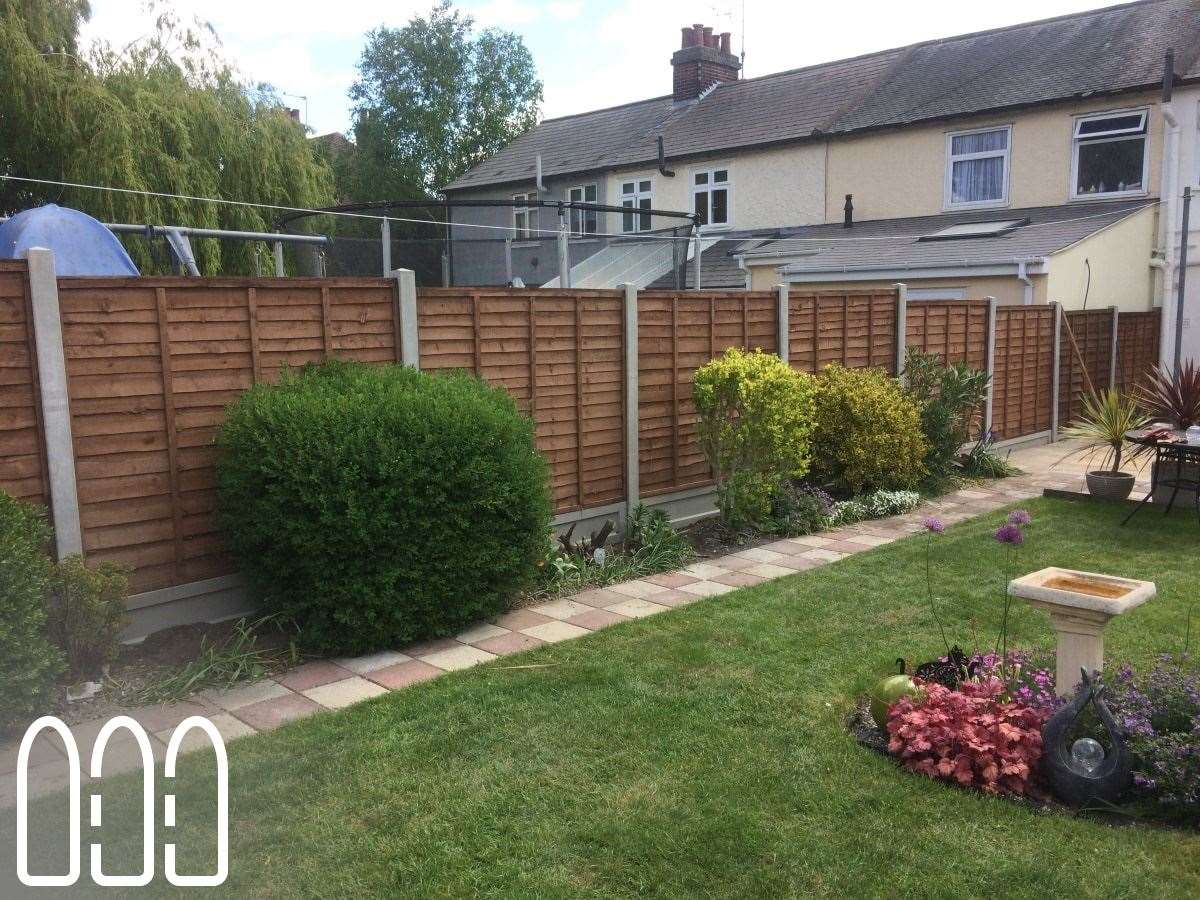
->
[
  {"left": 693, "top": 348, "right": 817, "bottom": 528},
  {"left": 811, "top": 364, "right": 928, "bottom": 494}
]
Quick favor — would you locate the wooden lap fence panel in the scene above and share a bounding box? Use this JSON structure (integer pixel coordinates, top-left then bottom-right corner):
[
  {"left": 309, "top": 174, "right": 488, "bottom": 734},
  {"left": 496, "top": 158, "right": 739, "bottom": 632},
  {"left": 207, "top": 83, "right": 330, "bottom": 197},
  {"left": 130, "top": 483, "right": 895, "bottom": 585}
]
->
[
  {"left": 904, "top": 300, "right": 988, "bottom": 369},
  {"left": 991, "top": 305, "right": 1055, "bottom": 440},
  {"left": 637, "top": 290, "right": 776, "bottom": 497},
  {"left": 0, "top": 260, "right": 49, "bottom": 508},
  {"left": 1059, "top": 309, "right": 1114, "bottom": 425},
  {"left": 57, "top": 276, "right": 398, "bottom": 593},
  {"left": 1115, "top": 311, "right": 1161, "bottom": 395},
  {"left": 418, "top": 288, "right": 625, "bottom": 514},
  {"left": 787, "top": 290, "right": 898, "bottom": 374}
]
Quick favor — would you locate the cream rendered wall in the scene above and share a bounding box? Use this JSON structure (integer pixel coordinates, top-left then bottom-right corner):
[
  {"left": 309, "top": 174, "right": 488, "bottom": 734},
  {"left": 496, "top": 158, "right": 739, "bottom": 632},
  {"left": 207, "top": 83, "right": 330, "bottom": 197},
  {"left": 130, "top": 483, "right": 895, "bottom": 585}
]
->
[
  {"left": 1045, "top": 205, "right": 1158, "bottom": 311},
  {"left": 745, "top": 265, "right": 1043, "bottom": 304},
  {"left": 825, "top": 92, "right": 1164, "bottom": 223},
  {"left": 599, "top": 142, "right": 826, "bottom": 235}
]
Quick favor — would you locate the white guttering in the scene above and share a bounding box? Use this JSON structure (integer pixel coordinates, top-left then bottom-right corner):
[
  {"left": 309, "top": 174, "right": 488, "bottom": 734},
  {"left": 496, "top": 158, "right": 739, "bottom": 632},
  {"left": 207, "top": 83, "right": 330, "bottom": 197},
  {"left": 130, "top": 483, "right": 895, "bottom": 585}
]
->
[
  {"left": 1158, "top": 101, "right": 1181, "bottom": 368},
  {"left": 773, "top": 257, "right": 1048, "bottom": 284}
]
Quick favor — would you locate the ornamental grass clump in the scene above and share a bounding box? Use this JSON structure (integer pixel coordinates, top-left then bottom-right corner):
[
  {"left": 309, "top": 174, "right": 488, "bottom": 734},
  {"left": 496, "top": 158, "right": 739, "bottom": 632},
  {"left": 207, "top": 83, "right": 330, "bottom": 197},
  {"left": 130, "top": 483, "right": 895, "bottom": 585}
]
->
[
  {"left": 217, "top": 361, "right": 552, "bottom": 655},
  {"left": 693, "top": 348, "right": 817, "bottom": 530},
  {"left": 810, "top": 365, "right": 928, "bottom": 494}
]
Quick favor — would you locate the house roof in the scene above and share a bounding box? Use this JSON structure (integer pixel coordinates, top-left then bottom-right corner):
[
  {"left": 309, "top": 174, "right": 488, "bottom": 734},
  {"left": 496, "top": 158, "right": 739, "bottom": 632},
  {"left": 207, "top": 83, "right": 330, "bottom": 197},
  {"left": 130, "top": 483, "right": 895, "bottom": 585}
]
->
[
  {"left": 647, "top": 239, "right": 748, "bottom": 290},
  {"left": 445, "top": 0, "right": 1200, "bottom": 193},
  {"left": 736, "top": 201, "right": 1155, "bottom": 277}
]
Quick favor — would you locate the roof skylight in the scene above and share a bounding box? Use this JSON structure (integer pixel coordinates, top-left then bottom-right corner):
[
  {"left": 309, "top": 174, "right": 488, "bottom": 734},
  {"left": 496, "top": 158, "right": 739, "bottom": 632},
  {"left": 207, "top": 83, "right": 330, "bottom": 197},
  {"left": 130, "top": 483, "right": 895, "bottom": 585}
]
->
[{"left": 918, "top": 218, "right": 1029, "bottom": 241}]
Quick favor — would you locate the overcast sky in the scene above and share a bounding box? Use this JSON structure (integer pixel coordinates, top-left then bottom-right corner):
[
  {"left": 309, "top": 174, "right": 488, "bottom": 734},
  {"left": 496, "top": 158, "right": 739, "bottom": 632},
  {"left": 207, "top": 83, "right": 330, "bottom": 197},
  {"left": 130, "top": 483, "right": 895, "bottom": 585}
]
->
[{"left": 82, "top": 0, "right": 1115, "bottom": 136}]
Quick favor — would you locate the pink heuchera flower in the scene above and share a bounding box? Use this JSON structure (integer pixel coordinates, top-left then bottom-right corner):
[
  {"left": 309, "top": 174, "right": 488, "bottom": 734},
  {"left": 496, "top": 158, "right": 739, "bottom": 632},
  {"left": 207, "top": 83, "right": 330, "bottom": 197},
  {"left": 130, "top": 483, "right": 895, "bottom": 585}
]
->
[{"left": 886, "top": 678, "right": 1051, "bottom": 799}]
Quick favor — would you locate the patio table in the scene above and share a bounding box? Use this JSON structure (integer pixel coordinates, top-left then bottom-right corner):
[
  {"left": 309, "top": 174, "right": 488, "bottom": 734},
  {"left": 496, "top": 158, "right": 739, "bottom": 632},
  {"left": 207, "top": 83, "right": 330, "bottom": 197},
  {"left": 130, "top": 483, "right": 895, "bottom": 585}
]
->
[{"left": 1120, "top": 429, "right": 1200, "bottom": 526}]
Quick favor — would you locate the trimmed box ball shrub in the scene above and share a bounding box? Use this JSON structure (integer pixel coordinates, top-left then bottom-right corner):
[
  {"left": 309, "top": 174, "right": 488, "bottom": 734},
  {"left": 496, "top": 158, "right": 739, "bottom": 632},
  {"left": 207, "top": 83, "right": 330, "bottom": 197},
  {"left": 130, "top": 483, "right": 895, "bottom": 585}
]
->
[
  {"left": 0, "top": 493, "right": 64, "bottom": 730},
  {"left": 811, "top": 364, "right": 928, "bottom": 494},
  {"left": 694, "top": 348, "right": 817, "bottom": 529},
  {"left": 217, "top": 361, "right": 552, "bottom": 655}
]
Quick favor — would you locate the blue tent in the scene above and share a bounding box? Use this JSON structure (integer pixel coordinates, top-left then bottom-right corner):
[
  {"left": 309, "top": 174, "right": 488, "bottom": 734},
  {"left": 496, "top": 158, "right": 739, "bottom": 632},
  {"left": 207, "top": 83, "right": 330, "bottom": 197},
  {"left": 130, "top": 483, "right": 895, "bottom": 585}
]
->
[{"left": 0, "top": 204, "right": 138, "bottom": 276}]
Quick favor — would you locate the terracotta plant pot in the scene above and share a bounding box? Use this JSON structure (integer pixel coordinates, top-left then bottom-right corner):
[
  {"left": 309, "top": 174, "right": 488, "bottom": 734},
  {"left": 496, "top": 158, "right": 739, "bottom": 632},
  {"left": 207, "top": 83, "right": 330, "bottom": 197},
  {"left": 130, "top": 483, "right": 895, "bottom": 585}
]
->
[{"left": 1085, "top": 470, "right": 1135, "bottom": 502}]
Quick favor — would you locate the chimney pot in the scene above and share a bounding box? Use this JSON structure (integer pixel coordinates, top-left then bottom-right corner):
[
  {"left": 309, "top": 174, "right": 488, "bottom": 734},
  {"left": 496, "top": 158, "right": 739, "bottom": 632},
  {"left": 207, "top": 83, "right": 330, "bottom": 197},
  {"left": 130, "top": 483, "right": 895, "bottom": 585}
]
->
[
  {"left": 720, "top": 32, "right": 731, "bottom": 54},
  {"left": 702, "top": 26, "right": 714, "bottom": 47},
  {"left": 681, "top": 27, "right": 695, "bottom": 48}
]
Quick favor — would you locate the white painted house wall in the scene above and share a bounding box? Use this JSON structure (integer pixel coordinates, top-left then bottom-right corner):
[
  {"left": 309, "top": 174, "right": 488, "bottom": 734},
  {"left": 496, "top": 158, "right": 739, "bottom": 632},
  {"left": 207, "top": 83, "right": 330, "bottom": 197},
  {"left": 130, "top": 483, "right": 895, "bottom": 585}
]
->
[{"left": 1164, "top": 85, "right": 1200, "bottom": 366}]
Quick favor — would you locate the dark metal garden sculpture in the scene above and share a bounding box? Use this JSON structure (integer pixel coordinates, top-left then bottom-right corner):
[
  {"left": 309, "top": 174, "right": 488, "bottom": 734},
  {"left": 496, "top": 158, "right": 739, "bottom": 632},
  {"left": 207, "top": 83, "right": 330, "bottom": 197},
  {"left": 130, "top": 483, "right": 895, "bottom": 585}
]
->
[
  {"left": 557, "top": 520, "right": 615, "bottom": 561},
  {"left": 1042, "top": 669, "right": 1133, "bottom": 807},
  {"left": 914, "top": 646, "right": 977, "bottom": 689}
]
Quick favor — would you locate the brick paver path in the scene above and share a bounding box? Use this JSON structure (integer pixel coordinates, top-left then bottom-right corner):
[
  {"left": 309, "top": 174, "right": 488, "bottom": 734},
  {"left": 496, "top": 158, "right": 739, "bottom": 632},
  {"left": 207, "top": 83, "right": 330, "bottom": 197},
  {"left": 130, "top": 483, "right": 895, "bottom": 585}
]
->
[{"left": 1, "top": 440, "right": 1112, "bottom": 806}]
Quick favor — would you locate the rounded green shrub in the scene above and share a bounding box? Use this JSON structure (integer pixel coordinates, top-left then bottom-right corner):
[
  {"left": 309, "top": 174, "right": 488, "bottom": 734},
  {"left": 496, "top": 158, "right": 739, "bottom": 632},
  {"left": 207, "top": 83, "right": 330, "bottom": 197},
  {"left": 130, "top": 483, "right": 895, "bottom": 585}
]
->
[
  {"left": 217, "top": 361, "right": 552, "bottom": 655},
  {"left": 0, "top": 493, "right": 63, "bottom": 730},
  {"left": 811, "top": 364, "right": 928, "bottom": 494},
  {"left": 694, "top": 348, "right": 817, "bottom": 529}
]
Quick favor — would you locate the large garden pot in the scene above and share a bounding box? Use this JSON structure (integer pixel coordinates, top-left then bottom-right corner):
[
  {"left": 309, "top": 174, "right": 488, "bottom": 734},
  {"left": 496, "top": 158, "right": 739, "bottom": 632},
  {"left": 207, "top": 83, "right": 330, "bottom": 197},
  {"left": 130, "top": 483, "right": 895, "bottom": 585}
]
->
[{"left": 1085, "top": 470, "right": 1134, "bottom": 502}]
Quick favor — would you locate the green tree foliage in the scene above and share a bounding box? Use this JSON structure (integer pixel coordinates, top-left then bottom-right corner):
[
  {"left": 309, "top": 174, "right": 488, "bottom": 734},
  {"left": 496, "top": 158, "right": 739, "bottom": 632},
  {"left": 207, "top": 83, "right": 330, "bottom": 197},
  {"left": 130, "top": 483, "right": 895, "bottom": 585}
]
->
[
  {"left": 0, "top": 2, "right": 334, "bottom": 274},
  {"left": 347, "top": 1, "right": 542, "bottom": 199}
]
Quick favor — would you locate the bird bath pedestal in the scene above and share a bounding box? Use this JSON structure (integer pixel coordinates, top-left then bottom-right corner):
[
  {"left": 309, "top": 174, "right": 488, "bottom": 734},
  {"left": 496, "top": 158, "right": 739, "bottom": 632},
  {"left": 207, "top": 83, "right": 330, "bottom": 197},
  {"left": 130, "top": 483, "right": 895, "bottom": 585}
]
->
[{"left": 1008, "top": 568, "right": 1156, "bottom": 697}]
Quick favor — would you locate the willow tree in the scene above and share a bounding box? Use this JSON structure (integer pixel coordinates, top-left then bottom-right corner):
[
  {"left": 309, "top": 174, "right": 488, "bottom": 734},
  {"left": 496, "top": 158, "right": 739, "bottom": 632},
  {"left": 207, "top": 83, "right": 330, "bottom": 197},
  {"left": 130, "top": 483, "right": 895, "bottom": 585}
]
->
[{"left": 0, "top": 1, "right": 334, "bottom": 274}]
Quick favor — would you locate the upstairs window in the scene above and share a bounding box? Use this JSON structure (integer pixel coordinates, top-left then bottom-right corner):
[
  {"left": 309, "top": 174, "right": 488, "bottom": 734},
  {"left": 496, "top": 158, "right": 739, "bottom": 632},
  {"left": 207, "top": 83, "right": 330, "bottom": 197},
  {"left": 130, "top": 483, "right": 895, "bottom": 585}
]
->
[
  {"left": 1072, "top": 109, "right": 1148, "bottom": 198},
  {"left": 513, "top": 192, "right": 538, "bottom": 240},
  {"left": 946, "top": 126, "right": 1010, "bottom": 208},
  {"left": 693, "top": 167, "right": 731, "bottom": 227},
  {"left": 620, "top": 179, "right": 653, "bottom": 233},
  {"left": 568, "top": 184, "right": 598, "bottom": 236}
]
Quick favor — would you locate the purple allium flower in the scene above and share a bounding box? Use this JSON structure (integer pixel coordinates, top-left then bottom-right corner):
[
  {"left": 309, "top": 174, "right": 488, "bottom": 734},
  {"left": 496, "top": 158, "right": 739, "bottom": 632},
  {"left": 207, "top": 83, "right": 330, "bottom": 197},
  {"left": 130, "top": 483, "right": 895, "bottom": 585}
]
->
[
  {"left": 922, "top": 516, "right": 945, "bottom": 534},
  {"left": 1007, "top": 509, "right": 1032, "bottom": 526},
  {"left": 994, "top": 523, "right": 1024, "bottom": 545}
]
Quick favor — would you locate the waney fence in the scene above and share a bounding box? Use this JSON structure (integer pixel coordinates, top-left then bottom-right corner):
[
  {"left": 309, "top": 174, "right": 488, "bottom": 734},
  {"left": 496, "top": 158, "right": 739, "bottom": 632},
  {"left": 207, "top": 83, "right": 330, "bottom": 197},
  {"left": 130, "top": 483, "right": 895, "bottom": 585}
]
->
[{"left": 0, "top": 253, "right": 1162, "bottom": 631}]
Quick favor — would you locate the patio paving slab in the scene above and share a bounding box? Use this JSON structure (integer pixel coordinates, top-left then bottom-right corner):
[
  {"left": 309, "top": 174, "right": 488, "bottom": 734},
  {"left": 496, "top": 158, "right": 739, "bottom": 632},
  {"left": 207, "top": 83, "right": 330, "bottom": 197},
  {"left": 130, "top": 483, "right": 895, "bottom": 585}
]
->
[
  {"left": 333, "top": 650, "right": 413, "bottom": 675},
  {"left": 473, "top": 632, "right": 547, "bottom": 655},
  {"left": 420, "top": 645, "right": 497, "bottom": 672},
  {"left": 302, "top": 677, "right": 390, "bottom": 709},
  {"left": 277, "top": 660, "right": 354, "bottom": 692},
  {"left": 605, "top": 598, "right": 670, "bottom": 619},
  {"left": 366, "top": 660, "right": 445, "bottom": 690},
  {"left": 233, "top": 694, "right": 322, "bottom": 732},
  {"left": 202, "top": 680, "right": 291, "bottom": 712},
  {"left": 644, "top": 571, "right": 700, "bottom": 588},
  {"left": 567, "top": 608, "right": 632, "bottom": 631},
  {"left": 522, "top": 620, "right": 591, "bottom": 643}
]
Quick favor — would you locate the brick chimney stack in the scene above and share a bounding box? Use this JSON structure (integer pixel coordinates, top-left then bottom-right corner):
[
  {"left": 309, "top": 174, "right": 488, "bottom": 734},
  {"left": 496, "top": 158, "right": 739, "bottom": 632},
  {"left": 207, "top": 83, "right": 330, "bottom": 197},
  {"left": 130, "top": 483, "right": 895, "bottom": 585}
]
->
[{"left": 671, "top": 23, "right": 740, "bottom": 101}]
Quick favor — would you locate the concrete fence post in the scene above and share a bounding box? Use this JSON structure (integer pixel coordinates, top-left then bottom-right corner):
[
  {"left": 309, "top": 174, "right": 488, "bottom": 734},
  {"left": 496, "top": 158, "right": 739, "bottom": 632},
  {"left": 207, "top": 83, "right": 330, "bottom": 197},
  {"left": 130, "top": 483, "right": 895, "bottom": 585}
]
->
[
  {"left": 1050, "top": 302, "right": 1062, "bottom": 441},
  {"left": 776, "top": 283, "right": 789, "bottom": 364},
  {"left": 983, "top": 296, "right": 999, "bottom": 435},
  {"left": 381, "top": 217, "right": 392, "bottom": 277},
  {"left": 557, "top": 222, "right": 570, "bottom": 289},
  {"left": 272, "top": 239, "right": 285, "bottom": 277},
  {"left": 693, "top": 234, "right": 702, "bottom": 291},
  {"left": 391, "top": 268, "right": 420, "bottom": 368},
  {"left": 894, "top": 282, "right": 908, "bottom": 380},
  {"left": 1109, "top": 305, "right": 1119, "bottom": 390},
  {"left": 24, "top": 248, "right": 83, "bottom": 559},
  {"left": 621, "top": 283, "right": 640, "bottom": 516}
]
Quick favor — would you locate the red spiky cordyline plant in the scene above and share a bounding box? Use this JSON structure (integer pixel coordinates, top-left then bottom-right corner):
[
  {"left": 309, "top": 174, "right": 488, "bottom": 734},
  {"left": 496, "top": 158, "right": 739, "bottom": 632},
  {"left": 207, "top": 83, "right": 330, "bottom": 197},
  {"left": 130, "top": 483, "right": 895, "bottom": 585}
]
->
[{"left": 1136, "top": 361, "right": 1200, "bottom": 428}]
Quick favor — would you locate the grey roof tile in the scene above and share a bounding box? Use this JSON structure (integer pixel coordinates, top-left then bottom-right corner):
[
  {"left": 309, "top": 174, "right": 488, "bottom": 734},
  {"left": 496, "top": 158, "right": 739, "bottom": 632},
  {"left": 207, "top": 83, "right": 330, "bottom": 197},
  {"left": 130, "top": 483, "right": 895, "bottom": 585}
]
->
[
  {"left": 445, "top": 0, "right": 1200, "bottom": 193},
  {"left": 739, "top": 201, "right": 1155, "bottom": 274}
]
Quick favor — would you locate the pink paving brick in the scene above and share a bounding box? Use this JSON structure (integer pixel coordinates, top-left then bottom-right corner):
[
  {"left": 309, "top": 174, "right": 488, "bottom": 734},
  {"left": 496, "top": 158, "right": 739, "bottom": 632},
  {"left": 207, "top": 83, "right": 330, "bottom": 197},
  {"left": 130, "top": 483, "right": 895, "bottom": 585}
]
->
[
  {"left": 644, "top": 571, "right": 700, "bottom": 588},
  {"left": 473, "top": 632, "right": 546, "bottom": 656},
  {"left": 232, "top": 693, "right": 321, "bottom": 732},
  {"left": 648, "top": 589, "right": 701, "bottom": 608},
  {"left": 711, "top": 571, "right": 767, "bottom": 587},
  {"left": 277, "top": 660, "right": 353, "bottom": 692},
  {"left": 571, "top": 588, "right": 631, "bottom": 608},
  {"left": 128, "top": 700, "right": 214, "bottom": 734},
  {"left": 567, "top": 608, "right": 630, "bottom": 631},
  {"left": 778, "top": 555, "right": 818, "bottom": 571},
  {"left": 826, "top": 540, "right": 872, "bottom": 553},
  {"left": 491, "top": 608, "right": 553, "bottom": 630},
  {"left": 365, "top": 660, "right": 444, "bottom": 690}
]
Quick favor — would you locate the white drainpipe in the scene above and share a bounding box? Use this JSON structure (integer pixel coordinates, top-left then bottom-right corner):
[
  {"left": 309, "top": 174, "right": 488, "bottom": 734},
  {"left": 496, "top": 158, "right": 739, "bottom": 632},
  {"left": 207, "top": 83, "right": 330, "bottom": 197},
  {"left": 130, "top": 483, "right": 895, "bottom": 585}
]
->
[{"left": 1015, "top": 257, "right": 1046, "bottom": 305}]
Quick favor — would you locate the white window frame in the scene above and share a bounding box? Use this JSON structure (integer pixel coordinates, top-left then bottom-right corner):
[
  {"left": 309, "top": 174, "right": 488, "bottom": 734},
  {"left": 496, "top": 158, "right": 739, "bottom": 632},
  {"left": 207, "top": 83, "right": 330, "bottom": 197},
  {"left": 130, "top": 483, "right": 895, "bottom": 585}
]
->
[
  {"left": 943, "top": 125, "right": 1011, "bottom": 210},
  {"left": 512, "top": 192, "right": 538, "bottom": 241},
  {"left": 1069, "top": 107, "right": 1150, "bottom": 201},
  {"left": 567, "top": 184, "right": 598, "bottom": 237},
  {"left": 691, "top": 165, "right": 733, "bottom": 230},
  {"left": 619, "top": 178, "right": 653, "bottom": 234}
]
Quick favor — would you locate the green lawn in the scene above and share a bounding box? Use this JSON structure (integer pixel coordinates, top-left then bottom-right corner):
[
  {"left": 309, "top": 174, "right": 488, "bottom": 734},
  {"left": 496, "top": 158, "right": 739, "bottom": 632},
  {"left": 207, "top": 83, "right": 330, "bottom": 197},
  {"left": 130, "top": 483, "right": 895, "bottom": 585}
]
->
[{"left": 5, "top": 497, "right": 1198, "bottom": 898}]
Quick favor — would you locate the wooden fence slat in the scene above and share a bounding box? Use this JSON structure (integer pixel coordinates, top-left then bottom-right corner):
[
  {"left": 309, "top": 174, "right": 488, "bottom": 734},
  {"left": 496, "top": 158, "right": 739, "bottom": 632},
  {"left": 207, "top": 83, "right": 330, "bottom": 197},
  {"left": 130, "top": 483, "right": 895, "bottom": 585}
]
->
[{"left": 155, "top": 288, "right": 185, "bottom": 580}]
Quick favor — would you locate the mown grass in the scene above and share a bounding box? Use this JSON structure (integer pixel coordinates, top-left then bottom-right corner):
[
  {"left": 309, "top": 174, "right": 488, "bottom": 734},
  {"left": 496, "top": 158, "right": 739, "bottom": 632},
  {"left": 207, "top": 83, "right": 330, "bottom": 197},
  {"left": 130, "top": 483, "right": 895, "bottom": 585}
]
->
[{"left": 4, "top": 497, "right": 1198, "bottom": 898}]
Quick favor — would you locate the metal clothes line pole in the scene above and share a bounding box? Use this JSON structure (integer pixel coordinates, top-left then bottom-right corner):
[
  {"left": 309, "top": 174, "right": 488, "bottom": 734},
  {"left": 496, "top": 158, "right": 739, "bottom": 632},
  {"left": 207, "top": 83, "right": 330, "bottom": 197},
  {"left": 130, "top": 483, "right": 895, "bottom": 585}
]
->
[{"left": 1175, "top": 186, "right": 1192, "bottom": 374}]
